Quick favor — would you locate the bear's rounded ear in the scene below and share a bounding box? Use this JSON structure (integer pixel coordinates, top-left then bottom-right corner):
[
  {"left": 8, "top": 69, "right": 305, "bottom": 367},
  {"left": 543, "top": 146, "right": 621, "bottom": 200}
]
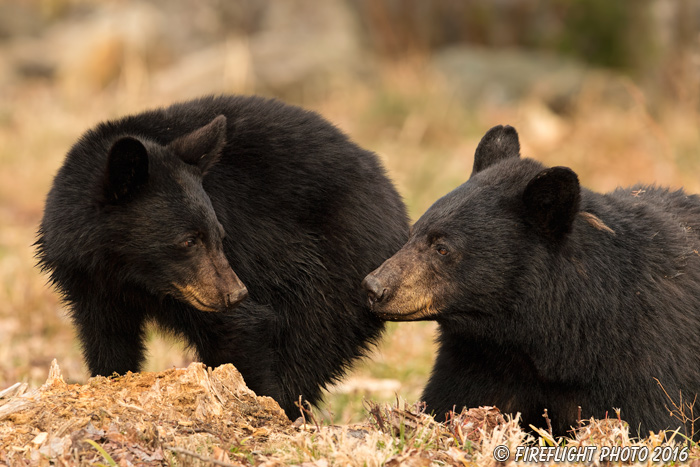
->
[
  {"left": 169, "top": 115, "right": 227, "bottom": 175},
  {"left": 522, "top": 166, "right": 580, "bottom": 240},
  {"left": 102, "top": 137, "right": 149, "bottom": 205},
  {"left": 470, "top": 125, "right": 520, "bottom": 178}
]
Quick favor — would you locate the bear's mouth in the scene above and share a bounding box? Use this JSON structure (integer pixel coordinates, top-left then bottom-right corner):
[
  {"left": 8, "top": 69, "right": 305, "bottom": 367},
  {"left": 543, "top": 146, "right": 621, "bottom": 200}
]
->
[
  {"left": 173, "top": 283, "right": 221, "bottom": 312},
  {"left": 373, "top": 307, "right": 439, "bottom": 322},
  {"left": 185, "top": 295, "right": 220, "bottom": 313},
  {"left": 369, "top": 291, "right": 441, "bottom": 322}
]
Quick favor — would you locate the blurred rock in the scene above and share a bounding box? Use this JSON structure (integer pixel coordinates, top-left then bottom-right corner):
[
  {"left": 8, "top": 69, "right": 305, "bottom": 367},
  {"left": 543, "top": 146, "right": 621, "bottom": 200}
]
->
[
  {"left": 0, "top": 3, "right": 45, "bottom": 40},
  {"left": 0, "top": 0, "right": 366, "bottom": 101},
  {"left": 432, "top": 45, "right": 634, "bottom": 113},
  {"left": 0, "top": 1, "right": 654, "bottom": 109},
  {"left": 0, "top": 2, "right": 163, "bottom": 95},
  {"left": 150, "top": 39, "right": 253, "bottom": 100},
  {"left": 249, "top": 0, "right": 364, "bottom": 96}
]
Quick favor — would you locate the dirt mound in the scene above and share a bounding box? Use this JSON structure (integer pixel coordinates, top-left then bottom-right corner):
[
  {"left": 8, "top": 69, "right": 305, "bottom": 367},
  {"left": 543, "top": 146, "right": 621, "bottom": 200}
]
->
[
  {"left": 0, "top": 361, "right": 290, "bottom": 465},
  {"left": 3, "top": 362, "right": 697, "bottom": 466}
]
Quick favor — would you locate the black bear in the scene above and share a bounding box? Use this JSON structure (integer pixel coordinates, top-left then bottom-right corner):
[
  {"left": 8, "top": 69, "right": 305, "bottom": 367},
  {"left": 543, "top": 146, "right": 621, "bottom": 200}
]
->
[
  {"left": 36, "top": 95, "right": 409, "bottom": 417},
  {"left": 363, "top": 125, "right": 700, "bottom": 439}
]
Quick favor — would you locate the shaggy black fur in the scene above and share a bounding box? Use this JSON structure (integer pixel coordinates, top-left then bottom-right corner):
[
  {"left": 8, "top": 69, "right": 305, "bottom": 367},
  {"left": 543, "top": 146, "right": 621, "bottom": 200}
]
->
[
  {"left": 37, "top": 95, "right": 409, "bottom": 417},
  {"left": 364, "top": 125, "right": 700, "bottom": 439}
]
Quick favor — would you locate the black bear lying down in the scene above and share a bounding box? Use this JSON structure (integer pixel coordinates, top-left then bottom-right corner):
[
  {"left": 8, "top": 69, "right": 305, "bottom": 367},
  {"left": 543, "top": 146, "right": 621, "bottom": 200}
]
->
[
  {"left": 36, "top": 95, "right": 409, "bottom": 417},
  {"left": 363, "top": 125, "right": 700, "bottom": 439}
]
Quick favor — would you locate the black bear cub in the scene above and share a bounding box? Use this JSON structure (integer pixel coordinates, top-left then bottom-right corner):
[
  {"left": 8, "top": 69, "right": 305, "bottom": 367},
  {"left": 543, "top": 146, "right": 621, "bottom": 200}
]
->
[
  {"left": 363, "top": 125, "right": 700, "bottom": 439},
  {"left": 37, "top": 95, "right": 409, "bottom": 417}
]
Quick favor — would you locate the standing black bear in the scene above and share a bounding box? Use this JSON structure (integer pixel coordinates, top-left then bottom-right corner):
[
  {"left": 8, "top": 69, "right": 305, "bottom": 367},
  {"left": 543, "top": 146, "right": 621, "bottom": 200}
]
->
[
  {"left": 36, "top": 95, "right": 409, "bottom": 417},
  {"left": 363, "top": 125, "right": 700, "bottom": 439}
]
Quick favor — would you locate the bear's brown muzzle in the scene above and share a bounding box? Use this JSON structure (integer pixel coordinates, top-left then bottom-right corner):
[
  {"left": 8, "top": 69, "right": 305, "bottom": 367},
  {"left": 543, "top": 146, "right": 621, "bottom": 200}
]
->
[{"left": 362, "top": 244, "right": 441, "bottom": 321}]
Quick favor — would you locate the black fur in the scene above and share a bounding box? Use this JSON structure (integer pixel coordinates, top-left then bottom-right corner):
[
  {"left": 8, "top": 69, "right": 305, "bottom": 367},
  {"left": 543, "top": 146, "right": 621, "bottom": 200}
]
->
[
  {"left": 364, "top": 125, "right": 700, "bottom": 439},
  {"left": 36, "top": 95, "right": 409, "bottom": 418}
]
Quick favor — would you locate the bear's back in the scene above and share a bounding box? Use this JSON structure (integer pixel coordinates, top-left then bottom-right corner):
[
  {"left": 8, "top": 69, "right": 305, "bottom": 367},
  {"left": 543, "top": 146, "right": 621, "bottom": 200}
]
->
[{"left": 603, "top": 185, "right": 700, "bottom": 243}]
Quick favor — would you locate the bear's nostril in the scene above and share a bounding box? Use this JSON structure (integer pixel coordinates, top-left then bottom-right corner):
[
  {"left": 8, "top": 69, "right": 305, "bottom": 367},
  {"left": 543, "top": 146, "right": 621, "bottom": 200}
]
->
[{"left": 362, "top": 275, "right": 386, "bottom": 306}]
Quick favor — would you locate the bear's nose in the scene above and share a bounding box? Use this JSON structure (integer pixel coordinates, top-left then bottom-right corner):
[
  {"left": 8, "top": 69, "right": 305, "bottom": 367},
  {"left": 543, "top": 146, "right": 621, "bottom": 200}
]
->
[
  {"left": 226, "top": 286, "right": 248, "bottom": 308},
  {"left": 362, "top": 275, "right": 386, "bottom": 307}
]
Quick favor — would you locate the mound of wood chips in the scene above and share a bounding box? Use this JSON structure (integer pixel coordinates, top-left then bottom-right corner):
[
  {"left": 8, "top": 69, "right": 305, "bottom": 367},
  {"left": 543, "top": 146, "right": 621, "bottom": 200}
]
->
[{"left": 0, "top": 361, "right": 290, "bottom": 465}]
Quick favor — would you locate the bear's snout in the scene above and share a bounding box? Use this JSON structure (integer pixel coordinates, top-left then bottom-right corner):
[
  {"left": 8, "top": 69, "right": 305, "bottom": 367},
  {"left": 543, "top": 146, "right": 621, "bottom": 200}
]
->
[
  {"left": 225, "top": 285, "right": 248, "bottom": 308},
  {"left": 214, "top": 257, "right": 248, "bottom": 310},
  {"left": 361, "top": 246, "right": 442, "bottom": 322}
]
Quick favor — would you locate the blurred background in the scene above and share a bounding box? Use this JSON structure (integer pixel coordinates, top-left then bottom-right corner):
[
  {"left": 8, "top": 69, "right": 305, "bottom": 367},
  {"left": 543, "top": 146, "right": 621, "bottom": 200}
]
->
[{"left": 1, "top": 0, "right": 699, "bottom": 423}]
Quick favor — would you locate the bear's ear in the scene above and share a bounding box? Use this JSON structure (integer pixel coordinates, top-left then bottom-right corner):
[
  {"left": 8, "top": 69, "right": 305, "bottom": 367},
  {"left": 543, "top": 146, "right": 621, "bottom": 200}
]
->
[
  {"left": 102, "top": 137, "right": 149, "bottom": 205},
  {"left": 522, "top": 166, "right": 580, "bottom": 240},
  {"left": 169, "top": 115, "right": 227, "bottom": 175},
  {"left": 470, "top": 125, "right": 520, "bottom": 178}
]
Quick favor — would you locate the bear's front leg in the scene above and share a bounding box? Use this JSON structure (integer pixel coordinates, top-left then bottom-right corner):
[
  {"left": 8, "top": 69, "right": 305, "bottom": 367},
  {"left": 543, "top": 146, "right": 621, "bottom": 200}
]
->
[
  {"left": 156, "top": 301, "right": 283, "bottom": 408},
  {"left": 70, "top": 298, "right": 148, "bottom": 377}
]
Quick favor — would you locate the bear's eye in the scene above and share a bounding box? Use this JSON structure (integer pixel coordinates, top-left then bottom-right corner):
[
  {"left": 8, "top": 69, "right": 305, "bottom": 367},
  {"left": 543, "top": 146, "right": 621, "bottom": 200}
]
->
[
  {"left": 436, "top": 245, "right": 449, "bottom": 256},
  {"left": 183, "top": 237, "right": 198, "bottom": 248}
]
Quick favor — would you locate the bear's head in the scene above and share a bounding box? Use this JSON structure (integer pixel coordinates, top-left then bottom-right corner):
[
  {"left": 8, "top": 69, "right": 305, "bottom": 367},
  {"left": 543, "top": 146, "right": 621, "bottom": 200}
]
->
[
  {"left": 362, "top": 125, "right": 580, "bottom": 332},
  {"left": 97, "top": 115, "right": 247, "bottom": 312}
]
